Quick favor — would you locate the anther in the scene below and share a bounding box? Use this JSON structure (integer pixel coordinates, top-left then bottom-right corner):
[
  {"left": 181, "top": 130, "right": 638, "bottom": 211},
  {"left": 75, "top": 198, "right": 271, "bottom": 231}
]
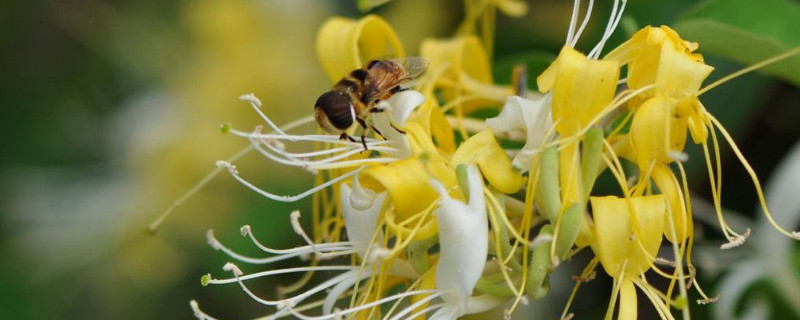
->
[
  {"left": 223, "top": 262, "right": 244, "bottom": 276},
  {"left": 240, "top": 225, "right": 251, "bottom": 237},
  {"left": 720, "top": 228, "right": 750, "bottom": 250},
  {"left": 215, "top": 160, "right": 238, "bottom": 174},
  {"left": 696, "top": 294, "right": 720, "bottom": 305},
  {"left": 238, "top": 93, "right": 262, "bottom": 107},
  {"left": 206, "top": 230, "right": 222, "bottom": 250}
]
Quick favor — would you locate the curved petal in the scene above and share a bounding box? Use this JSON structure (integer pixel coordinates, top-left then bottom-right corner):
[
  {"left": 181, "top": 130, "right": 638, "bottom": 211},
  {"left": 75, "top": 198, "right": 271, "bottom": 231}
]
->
[
  {"left": 486, "top": 94, "right": 554, "bottom": 172},
  {"left": 430, "top": 164, "right": 488, "bottom": 316},
  {"left": 340, "top": 182, "right": 387, "bottom": 256}
]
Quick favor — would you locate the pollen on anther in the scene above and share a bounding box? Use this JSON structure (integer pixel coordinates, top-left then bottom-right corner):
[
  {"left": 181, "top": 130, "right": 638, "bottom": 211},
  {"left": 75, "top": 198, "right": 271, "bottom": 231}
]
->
[
  {"left": 223, "top": 262, "right": 244, "bottom": 276},
  {"left": 696, "top": 294, "right": 720, "bottom": 305},
  {"left": 238, "top": 93, "right": 263, "bottom": 107},
  {"left": 240, "top": 225, "right": 251, "bottom": 236}
]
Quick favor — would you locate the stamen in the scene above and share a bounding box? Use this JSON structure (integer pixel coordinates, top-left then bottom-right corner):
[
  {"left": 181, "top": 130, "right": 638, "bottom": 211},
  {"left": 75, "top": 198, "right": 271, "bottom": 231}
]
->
[
  {"left": 668, "top": 151, "right": 689, "bottom": 163},
  {"left": 401, "top": 303, "right": 445, "bottom": 320},
  {"left": 386, "top": 292, "right": 444, "bottom": 320},
  {"left": 148, "top": 145, "right": 253, "bottom": 234},
  {"left": 207, "top": 229, "right": 349, "bottom": 264},
  {"left": 720, "top": 228, "right": 750, "bottom": 250},
  {"left": 189, "top": 300, "right": 219, "bottom": 320},
  {"left": 240, "top": 225, "right": 354, "bottom": 255},
  {"left": 287, "top": 289, "right": 439, "bottom": 320},
  {"left": 290, "top": 210, "right": 350, "bottom": 259},
  {"left": 589, "top": 0, "right": 627, "bottom": 58},
  {"left": 239, "top": 93, "right": 286, "bottom": 136},
  {"left": 216, "top": 160, "right": 362, "bottom": 202},
  {"left": 566, "top": 0, "right": 582, "bottom": 45},
  {"left": 696, "top": 294, "right": 720, "bottom": 305},
  {"left": 569, "top": 0, "right": 594, "bottom": 47}
]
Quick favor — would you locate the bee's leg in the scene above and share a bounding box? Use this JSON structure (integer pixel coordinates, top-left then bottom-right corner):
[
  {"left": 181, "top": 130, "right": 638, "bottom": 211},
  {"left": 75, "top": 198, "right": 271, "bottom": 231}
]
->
[
  {"left": 369, "top": 107, "right": 385, "bottom": 113},
  {"left": 356, "top": 117, "right": 384, "bottom": 139},
  {"left": 360, "top": 134, "right": 368, "bottom": 151},
  {"left": 369, "top": 124, "right": 385, "bottom": 139},
  {"left": 389, "top": 121, "right": 406, "bottom": 134},
  {"left": 339, "top": 132, "right": 357, "bottom": 143}
]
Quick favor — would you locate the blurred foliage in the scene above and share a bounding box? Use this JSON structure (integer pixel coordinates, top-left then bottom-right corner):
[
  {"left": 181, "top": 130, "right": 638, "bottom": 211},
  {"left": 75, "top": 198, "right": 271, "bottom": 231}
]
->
[{"left": 0, "top": 0, "right": 798, "bottom": 319}]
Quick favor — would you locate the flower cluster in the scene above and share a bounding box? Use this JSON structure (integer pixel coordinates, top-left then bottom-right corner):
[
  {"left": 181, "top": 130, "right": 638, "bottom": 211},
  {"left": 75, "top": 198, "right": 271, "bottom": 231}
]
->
[{"left": 190, "top": 1, "right": 799, "bottom": 319}]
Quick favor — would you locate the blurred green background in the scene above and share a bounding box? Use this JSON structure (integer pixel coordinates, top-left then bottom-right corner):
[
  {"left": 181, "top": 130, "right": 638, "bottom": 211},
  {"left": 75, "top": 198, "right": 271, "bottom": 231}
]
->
[{"left": 1, "top": 0, "right": 798, "bottom": 319}]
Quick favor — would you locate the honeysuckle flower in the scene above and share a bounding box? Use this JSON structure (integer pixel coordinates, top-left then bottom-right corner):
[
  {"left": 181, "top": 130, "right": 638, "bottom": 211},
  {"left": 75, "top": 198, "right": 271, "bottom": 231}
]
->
[
  {"left": 591, "top": 195, "right": 667, "bottom": 319},
  {"left": 426, "top": 164, "right": 490, "bottom": 319},
  {"left": 486, "top": 94, "right": 554, "bottom": 172},
  {"left": 188, "top": 2, "right": 800, "bottom": 320}
]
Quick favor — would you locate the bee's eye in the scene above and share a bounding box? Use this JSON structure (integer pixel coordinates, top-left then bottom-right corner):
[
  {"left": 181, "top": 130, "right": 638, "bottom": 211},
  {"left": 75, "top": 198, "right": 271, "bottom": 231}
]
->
[{"left": 315, "top": 91, "right": 354, "bottom": 130}]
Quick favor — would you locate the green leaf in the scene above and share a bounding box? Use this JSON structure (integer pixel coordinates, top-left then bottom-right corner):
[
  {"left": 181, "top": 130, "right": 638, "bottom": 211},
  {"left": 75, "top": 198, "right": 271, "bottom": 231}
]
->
[{"left": 674, "top": 0, "right": 800, "bottom": 87}]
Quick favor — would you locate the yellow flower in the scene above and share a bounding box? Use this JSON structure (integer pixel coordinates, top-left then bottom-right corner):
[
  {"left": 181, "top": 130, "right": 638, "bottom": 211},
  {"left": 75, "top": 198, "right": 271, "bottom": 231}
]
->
[{"left": 591, "top": 195, "right": 667, "bottom": 320}]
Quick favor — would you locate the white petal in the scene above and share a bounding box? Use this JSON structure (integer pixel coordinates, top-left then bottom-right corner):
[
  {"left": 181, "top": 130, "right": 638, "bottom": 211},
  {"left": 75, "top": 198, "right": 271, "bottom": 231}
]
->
[
  {"left": 340, "top": 183, "right": 386, "bottom": 257},
  {"left": 486, "top": 94, "right": 553, "bottom": 172},
  {"left": 429, "top": 165, "right": 488, "bottom": 316},
  {"left": 371, "top": 90, "right": 425, "bottom": 155}
]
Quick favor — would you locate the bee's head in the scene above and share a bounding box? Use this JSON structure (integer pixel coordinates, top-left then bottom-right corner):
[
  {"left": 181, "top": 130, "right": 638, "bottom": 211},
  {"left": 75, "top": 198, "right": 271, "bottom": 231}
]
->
[{"left": 314, "top": 91, "right": 354, "bottom": 134}]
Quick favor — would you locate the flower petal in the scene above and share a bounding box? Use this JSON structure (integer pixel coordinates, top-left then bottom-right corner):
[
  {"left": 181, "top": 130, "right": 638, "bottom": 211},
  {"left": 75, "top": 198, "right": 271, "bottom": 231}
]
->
[
  {"left": 591, "top": 195, "right": 665, "bottom": 278},
  {"left": 451, "top": 130, "right": 526, "bottom": 193},
  {"left": 486, "top": 94, "right": 554, "bottom": 172},
  {"left": 430, "top": 164, "right": 488, "bottom": 316},
  {"left": 340, "top": 182, "right": 387, "bottom": 256},
  {"left": 316, "top": 15, "right": 405, "bottom": 82}
]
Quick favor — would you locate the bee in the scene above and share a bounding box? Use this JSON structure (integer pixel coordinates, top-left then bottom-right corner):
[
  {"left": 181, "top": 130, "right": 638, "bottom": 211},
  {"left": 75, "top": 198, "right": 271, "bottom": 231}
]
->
[{"left": 314, "top": 57, "right": 429, "bottom": 149}]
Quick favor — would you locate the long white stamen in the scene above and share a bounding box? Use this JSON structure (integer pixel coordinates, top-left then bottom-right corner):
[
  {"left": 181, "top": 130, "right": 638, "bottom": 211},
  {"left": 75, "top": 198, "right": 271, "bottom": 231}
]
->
[
  {"left": 589, "top": 0, "right": 627, "bottom": 58},
  {"left": 287, "top": 290, "right": 439, "bottom": 320},
  {"left": 282, "top": 270, "right": 370, "bottom": 308},
  {"left": 207, "top": 265, "right": 358, "bottom": 285},
  {"left": 402, "top": 303, "right": 446, "bottom": 320},
  {"left": 240, "top": 93, "right": 287, "bottom": 136},
  {"left": 240, "top": 225, "right": 355, "bottom": 255},
  {"left": 566, "top": 0, "right": 581, "bottom": 45},
  {"left": 230, "top": 128, "right": 387, "bottom": 145},
  {"left": 253, "top": 135, "right": 395, "bottom": 168},
  {"left": 190, "top": 300, "right": 219, "bottom": 320},
  {"left": 206, "top": 230, "right": 351, "bottom": 264},
  {"left": 290, "top": 210, "right": 350, "bottom": 259},
  {"left": 148, "top": 145, "right": 253, "bottom": 233},
  {"left": 569, "top": 0, "right": 594, "bottom": 47},
  {"left": 387, "top": 293, "right": 444, "bottom": 320},
  {"left": 216, "top": 161, "right": 361, "bottom": 202},
  {"left": 321, "top": 270, "right": 373, "bottom": 314}
]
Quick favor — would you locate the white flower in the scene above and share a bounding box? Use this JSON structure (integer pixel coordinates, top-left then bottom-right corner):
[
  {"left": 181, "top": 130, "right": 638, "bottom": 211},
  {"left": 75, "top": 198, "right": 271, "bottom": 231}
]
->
[
  {"left": 423, "top": 164, "right": 500, "bottom": 319},
  {"left": 486, "top": 94, "right": 553, "bottom": 172}
]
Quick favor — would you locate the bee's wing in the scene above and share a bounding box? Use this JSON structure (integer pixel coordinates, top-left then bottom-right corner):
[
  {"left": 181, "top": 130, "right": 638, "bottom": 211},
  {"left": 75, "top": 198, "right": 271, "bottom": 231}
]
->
[{"left": 393, "top": 57, "right": 430, "bottom": 81}]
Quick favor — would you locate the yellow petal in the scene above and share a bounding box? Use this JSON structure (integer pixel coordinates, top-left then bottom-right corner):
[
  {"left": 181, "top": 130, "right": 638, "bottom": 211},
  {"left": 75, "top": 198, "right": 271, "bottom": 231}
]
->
[
  {"left": 606, "top": 26, "right": 713, "bottom": 107},
  {"left": 316, "top": 15, "right": 405, "bottom": 82},
  {"left": 420, "top": 36, "right": 498, "bottom": 113},
  {"left": 361, "top": 157, "right": 457, "bottom": 221},
  {"left": 629, "top": 96, "right": 688, "bottom": 169},
  {"left": 591, "top": 195, "right": 665, "bottom": 278},
  {"left": 651, "top": 164, "right": 692, "bottom": 243},
  {"left": 618, "top": 278, "right": 638, "bottom": 320},
  {"left": 450, "top": 130, "right": 525, "bottom": 193},
  {"left": 406, "top": 97, "right": 457, "bottom": 155},
  {"left": 537, "top": 46, "right": 620, "bottom": 136}
]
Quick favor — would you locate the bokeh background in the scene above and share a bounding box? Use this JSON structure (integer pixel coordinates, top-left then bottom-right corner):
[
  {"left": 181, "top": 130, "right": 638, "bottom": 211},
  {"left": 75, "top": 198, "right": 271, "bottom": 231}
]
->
[{"left": 1, "top": 0, "right": 798, "bottom": 319}]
